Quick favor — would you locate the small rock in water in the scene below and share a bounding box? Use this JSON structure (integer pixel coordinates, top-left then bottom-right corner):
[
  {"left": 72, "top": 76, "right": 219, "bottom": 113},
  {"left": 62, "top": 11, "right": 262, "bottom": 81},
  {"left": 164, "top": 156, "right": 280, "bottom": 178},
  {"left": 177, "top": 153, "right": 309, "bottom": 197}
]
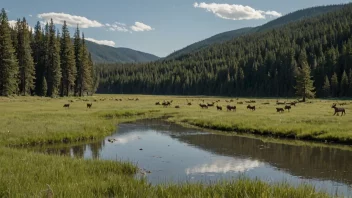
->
[{"left": 139, "top": 148, "right": 143, "bottom": 151}]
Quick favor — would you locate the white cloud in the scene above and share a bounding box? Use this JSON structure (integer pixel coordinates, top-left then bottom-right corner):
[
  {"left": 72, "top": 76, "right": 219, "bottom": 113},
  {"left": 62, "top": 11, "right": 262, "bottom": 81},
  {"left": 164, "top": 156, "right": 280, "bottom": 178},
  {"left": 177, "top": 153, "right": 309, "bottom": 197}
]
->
[
  {"left": 85, "top": 38, "right": 115, "bottom": 47},
  {"left": 109, "top": 22, "right": 129, "bottom": 32},
  {"left": 130, "top": 22, "right": 154, "bottom": 32},
  {"left": 29, "top": 14, "right": 33, "bottom": 17},
  {"left": 37, "top": 12, "right": 103, "bottom": 28},
  {"left": 8, "top": 20, "right": 32, "bottom": 31},
  {"left": 194, "top": 2, "right": 282, "bottom": 20}
]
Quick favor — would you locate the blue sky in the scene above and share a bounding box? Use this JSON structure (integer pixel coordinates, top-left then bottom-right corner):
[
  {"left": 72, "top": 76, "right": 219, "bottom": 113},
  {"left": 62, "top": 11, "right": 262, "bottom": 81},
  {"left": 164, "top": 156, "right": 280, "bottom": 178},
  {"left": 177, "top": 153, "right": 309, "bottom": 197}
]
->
[{"left": 2, "top": 0, "right": 347, "bottom": 57}]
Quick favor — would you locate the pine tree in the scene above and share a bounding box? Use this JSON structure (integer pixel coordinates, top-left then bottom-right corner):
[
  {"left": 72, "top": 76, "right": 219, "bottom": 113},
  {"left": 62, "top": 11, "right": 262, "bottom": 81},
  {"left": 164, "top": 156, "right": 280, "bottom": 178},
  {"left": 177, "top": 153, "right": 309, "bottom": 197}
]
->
[
  {"left": 340, "top": 70, "right": 349, "bottom": 97},
  {"left": 349, "top": 69, "right": 352, "bottom": 97},
  {"left": 295, "top": 60, "right": 315, "bottom": 101},
  {"left": 46, "top": 19, "right": 61, "bottom": 97},
  {"left": 16, "top": 17, "right": 35, "bottom": 95},
  {"left": 60, "top": 21, "right": 76, "bottom": 96},
  {"left": 0, "top": 9, "right": 19, "bottom": 96},
  {"left": 42, "top": 76, "right": 47, "bottom": 96},
  {"left": 32, "top": 21, "right": 45, "bottom": 96},
  {"left": 330, "top": 72, "right": 338, "bottom": 97},
  {"left": 80, "top": 33, "right": 93, "bottom": 96},
  {"left": 322, "top": 75, "right": 330, "bottom": 97},
  {"left": 74, "top": 26, "right": 82, "bottom": 96}
]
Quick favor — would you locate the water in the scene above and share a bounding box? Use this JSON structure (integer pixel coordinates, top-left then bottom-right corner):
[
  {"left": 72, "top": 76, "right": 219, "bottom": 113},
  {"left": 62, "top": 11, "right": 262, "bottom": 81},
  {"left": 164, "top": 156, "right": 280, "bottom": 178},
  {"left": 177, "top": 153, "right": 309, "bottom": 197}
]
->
[{"left": 31, "top": 119, "right": 352, "bottom": 196}]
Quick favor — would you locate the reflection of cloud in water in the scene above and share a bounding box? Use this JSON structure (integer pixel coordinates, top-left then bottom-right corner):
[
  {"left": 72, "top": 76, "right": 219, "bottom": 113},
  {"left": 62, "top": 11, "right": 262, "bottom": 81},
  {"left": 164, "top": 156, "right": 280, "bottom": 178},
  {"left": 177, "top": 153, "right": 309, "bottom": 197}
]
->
[
  {"left": 111, "top": 134, "right": 140, "bottom": 144},
  {"left": 186, "top": 159, "right": 262, "bottom": 175}
]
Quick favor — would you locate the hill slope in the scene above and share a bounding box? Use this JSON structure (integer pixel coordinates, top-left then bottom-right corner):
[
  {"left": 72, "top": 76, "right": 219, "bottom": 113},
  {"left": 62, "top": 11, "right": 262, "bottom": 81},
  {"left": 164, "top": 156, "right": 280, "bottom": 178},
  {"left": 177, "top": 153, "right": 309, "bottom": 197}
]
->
[
  {"left": 165, "top": 4, "right": 345, "bottom": 60},
  {"left": 85, "top": 40, "right": 159, "bottom": 63}
]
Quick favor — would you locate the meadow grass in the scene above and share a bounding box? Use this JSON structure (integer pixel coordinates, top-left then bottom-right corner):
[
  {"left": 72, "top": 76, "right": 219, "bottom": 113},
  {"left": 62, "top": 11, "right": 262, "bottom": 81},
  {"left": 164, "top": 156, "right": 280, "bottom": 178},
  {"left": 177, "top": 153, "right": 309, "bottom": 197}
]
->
[{"left": 0, "top": 95, "right": 347, "bottom": 197}]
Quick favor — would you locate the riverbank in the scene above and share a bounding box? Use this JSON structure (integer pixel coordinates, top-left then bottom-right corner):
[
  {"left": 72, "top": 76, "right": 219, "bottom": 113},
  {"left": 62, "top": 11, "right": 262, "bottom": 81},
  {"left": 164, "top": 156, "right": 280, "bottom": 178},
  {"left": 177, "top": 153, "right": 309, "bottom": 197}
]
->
[{"left": 0, "top": 95, "right": 346, "bottom": 197}]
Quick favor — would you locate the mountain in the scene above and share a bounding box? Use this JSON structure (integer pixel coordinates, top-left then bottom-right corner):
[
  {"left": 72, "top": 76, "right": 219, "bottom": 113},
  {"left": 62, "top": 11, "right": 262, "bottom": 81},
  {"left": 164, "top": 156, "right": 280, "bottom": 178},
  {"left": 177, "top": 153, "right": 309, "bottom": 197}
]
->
[
  {"left": 165, "top": 4, "right": 345, "bottom": 60},
  {"left": 97, "top": 3, "right": 352, "bottom": 98},
  {"left": 85, "top": 40, "right": 159, "bottom": 63}
]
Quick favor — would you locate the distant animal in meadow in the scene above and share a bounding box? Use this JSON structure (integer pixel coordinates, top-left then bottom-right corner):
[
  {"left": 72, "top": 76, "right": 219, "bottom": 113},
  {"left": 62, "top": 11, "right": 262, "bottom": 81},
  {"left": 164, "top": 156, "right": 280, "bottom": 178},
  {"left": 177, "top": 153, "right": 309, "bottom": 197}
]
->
[
  {"left": 87, "top": 103, "right": 92, "bottom": 109},
  {"left": 187, "top": 102, "right": 192, "bottom": 106},
  {"left": 247, "top": 105, "right": 256, "bottom": 111},
  {"left": 162, "top": 101, "right": 171, "bottom": 107},
  {"left": 199, "top": 104, "right": 208, "bottom": 109},
  {"left": 135, "top": 98, "right": 139, "bottom": 101},
  {"left": 284, "top": 105, "right": 291, "bottom": 112},
  {"left": 276, "top": 100, "right": 286, "bottom": 105},
  {"left": 68, "top": 100, "right": 74, "bottom": 103},
  {"left": 227, "top": 105, "right": 236, "bottom": 111},
  {"left": 175, "top": 105, "right": 180, "bottom": 109},
  {"left": 332, "top": 104, "right": 346, "bottom": 116},
  {"left": 290, "top": 102, "right": 297, "bottom": 106},
  {"left": 207, "top": 102, "right": 215, "bottom": 107},
  {"left": 339, "top": 102, "right": 347, "bottom": 106},
  {"left": 225, "top": 100, "right": 230, "bottom": 103},
  {"left": 276, "top": 108, "right": 284, "bottom": 113},
  {"left": 262, "top": 102, "right": 270, "bottom": 105},
  {"left": 155, "top": 102, "right": 161, "bottom": 105},
  {"left": 63, "top": 104, "right": 70, "bottom": 108},
  {"left": 216, "top": 105, "right": 222, "bottom": 111}
]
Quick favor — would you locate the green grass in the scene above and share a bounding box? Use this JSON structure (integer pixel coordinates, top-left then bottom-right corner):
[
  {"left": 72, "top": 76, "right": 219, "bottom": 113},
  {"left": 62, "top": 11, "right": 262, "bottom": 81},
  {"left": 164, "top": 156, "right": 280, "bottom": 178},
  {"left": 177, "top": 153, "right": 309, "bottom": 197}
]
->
[{"left": 0, "top": 95, "right": 346, "bottom": 197}]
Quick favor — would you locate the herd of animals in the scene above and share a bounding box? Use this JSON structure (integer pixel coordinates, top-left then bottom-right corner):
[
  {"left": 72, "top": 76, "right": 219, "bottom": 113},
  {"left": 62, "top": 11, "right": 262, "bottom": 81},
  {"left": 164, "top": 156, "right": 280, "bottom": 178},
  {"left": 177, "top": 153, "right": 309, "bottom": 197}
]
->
[{"left": 61, "top": 97, "right": 348, "bottom": 116}]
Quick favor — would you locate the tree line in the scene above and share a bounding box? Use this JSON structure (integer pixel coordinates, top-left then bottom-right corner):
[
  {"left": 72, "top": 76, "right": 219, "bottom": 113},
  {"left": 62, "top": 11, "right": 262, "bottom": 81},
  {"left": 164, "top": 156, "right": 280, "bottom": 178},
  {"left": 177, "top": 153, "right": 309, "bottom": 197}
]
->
[
  {"left": 0, "top": 9, "right": 98, "bottom": 97},
  {"left": 97, "top": 4, "right": 352, "bottom": 98}
]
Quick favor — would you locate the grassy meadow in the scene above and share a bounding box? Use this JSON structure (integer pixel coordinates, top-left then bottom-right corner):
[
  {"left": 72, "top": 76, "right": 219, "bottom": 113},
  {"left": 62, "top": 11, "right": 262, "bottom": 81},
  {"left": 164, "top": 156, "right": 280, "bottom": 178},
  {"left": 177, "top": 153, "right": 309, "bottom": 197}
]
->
[{"left": 0, "top": 95, "right": 349, "bottom": 197}]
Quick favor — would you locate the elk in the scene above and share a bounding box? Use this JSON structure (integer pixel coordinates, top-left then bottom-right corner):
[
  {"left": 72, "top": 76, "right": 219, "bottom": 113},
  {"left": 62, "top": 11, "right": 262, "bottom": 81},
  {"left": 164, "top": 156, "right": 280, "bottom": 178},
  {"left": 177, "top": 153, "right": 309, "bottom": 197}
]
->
[
  {"left": 68, "top": 100, "right": 74, "bottom": 103},
  {"left": 207, "top": 102, "right": 215, "bottom": 107},
  {"left": 162, "top": 101, "right": 171, "bottom": 107},
  {"left": 276, "top": 108, "right": 284, "bottom": 113},
  {"left": 227, "top": 105, "right": 236, "bottom": 111},
  {"left": 332, "top": 104, "right": 346, "bottom": 116},
  {"left": 284, "top": 105, "right": 291, "bottom": 112},
  {"left": 199, "top": 104, "right": 208, "bottom": 109},
  {"left": 187, "top": 102, "right": 192, "bottom": 106},
  {"left": 247, "top": 105, "right": 256, "bottom": 111},
  {"left": 155, "top": 102, "right": 161, "bottom": 105},
  {"left": 63, "top": 104, "right": 70, "bottom": 108},
  {"left": 290, "top": 102, "right": 297, "bottom": 106},
  {"left": 175, "top": 105, "right": 180, "bottom": 109},
  {"left": 135, "top": 98, "right": 139, "bottom": 101},
  {"left": 216, "top": 105, "right": 222, "bottom": 111},
  {"left": 87, "top": 103, "right": 93, "bottom": 109}
]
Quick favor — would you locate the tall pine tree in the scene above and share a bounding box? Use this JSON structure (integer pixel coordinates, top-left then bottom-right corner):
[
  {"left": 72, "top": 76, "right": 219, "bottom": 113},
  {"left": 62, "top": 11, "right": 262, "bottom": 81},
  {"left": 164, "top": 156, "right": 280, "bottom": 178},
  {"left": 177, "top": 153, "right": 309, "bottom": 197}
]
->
[
  {"left": 60, "top": 21, "right": 76, "bottom": 96},
  {"left": 16, "top": 18, "right": 35, "bottom": 95},
  {"left": 340, "top": 70, "right": 349, "bottom": 97},
  {"left": 295, "top": 53, "right": 315, "bottom": 101},
  {"left": 330, "top": 72, "right": 338, "bottom": 97},
  {"left": 322, "top": 75, "right": 331, "bottom": 97},
  {"left": 0, "top": 9, "right": 19, "bottom": 96}
]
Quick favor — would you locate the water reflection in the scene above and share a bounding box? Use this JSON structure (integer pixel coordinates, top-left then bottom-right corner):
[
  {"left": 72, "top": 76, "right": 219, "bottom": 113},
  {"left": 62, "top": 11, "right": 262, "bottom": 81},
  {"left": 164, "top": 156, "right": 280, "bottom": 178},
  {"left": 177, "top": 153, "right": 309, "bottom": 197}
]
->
[
  {"left": 30, "top": 119, "right": 352, "bottom": 196},
  {"left": 186, "top": 159, "right": 262, "bottom": 175}
]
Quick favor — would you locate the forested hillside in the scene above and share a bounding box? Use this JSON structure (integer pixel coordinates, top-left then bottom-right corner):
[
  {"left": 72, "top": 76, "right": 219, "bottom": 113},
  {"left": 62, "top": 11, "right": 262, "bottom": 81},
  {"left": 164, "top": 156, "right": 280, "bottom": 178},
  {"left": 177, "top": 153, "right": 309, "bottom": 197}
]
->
[
  {"left": 0, "top": 9, "right": 96, "bottom": 96},
  {"left": 85, "top": 41, "right": 160, "bottom": 63},
  {"left": 165, "top": 4, "right": 345, "bottom": 60},
  {"left": 97, "top": 3, "right": 352, "bottom": 98}
]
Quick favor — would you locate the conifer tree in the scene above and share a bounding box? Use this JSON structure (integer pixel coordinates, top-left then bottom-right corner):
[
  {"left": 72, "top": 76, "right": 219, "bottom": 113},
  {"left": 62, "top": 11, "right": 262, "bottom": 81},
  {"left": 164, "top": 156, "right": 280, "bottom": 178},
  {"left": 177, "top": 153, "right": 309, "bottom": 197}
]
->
[
  {"left": 340, "top": 70, "right": 349, "bottom": 97},
  {"left": 80, "top": 33, "right": 92, "bottom": 96},
  {"left": 42, "top": 76, "right": 47, "bottom": 96},
  {"left": 330, "top": 72, "right": 338, "bottom": 97},
  {"left": 74, "top": 26, "right": 82, "bottom": 96},
  {"left": 32, "top": 21, "right": 45, "bottom": 95},
  {"left": 295, "top": 57, "right": 315, "bottom": 102},
  {"left": 322, "top": 75, "right": 331, "bottom": 97},
  {"left": 0, "top": 9, "right": 19, "bottom": 96},
  {"left": 46, "top": 19, "right": 61, "bottom": 97},
  {"left": 60, "top": 21, "right": 76, "bottom": 96},
  {"left": 16, "top": 18, "right": 35, "bottom": 95}
]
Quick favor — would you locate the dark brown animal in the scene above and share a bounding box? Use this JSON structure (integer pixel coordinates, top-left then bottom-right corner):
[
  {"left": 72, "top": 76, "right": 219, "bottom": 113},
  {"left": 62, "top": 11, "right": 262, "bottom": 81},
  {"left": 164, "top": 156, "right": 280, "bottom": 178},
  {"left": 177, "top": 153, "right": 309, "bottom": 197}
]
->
[
  {"left": 87, "top": 103, "right": 92, "bottom": 109},
  {"left": 199, "top": 104, "right": 208, "bottom": 109},
  {"left": 247, "top": 105, "right": 256, "bottom": 111},
  {"left": 175, "top": 105, "right": 180, "bottom": 109},
  {"left": 162, "top": 101, "right": 171, "bottom": 107},
  {"left": 227, "top": 105, "right": 236, "bottom": 111},
  {"left": 207, "top": 102, "right": 215, "bottom": 107},
  {"left": 135, "top": 98, "right": 139, "bottom": 101},
  {"left": 276, "top": 108, "right": 284, "bottom": 113},
  {"left": 187, "top": 102, "right": 192, "bottom": 106},
  {"left": 284, "top": 105, "right": 291, "bottom": 112},
  {"left": 216, "top": 105, "right": 222, "bottom": 111},
  {"left": 332, "top": 104, "right": 346, "bottom": 116},
  {"left": 155, "top": 102, "right": 161, "bottom": 105},
  {"left": 290, "top": 102, "right": 296, "bottom": 106},
  {"left": 63, "top": 104, "right": 70, "bottom": 108},
  {"left": 68, "top": 100, "right": 74, "bottom": 103}
]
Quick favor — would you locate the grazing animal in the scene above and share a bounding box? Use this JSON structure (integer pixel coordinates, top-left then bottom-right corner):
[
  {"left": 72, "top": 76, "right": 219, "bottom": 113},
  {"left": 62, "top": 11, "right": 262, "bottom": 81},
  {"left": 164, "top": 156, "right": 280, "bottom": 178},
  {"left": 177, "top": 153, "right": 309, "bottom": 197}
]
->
[
  {"left": 262, "top": 102, "right": 270, "bottom": 105},
  {"left": 207, "top": 102, "right": 215, "bottom": 107},
  {"left": 87, "top": 103, "right": 93, "bottom": 109},
  {"left": 187, "top": 102, "right": 192, "bottom": 106},
  {"left": 63, "top": 104, "right": 70, "bottom": 108},
  {"left": 155, "top": 102, "right": 161, "bottom": 105},
  {"left": 332, "top": 104, "right": 346, "bottom": 116},
  {"left": 68, "top": 100, "right": 74, "bottom": 103},
  {"left": 225, "top": 100, "right": 230, "bottom": 103},
  {"left": 216, "top": 105, "right": 222, "bottom": 111},
  {"left": 227, "top": 105, "right": 236, "bottom": 111},
  {"left": 276, "top": 108, "right": 284, "bottom": 113},
  {"left": 230, "top": 99, "right": 234, "bottom": 102},
  {"left": 290, "top": 102, "right": 296, "bottom": 106},
  {"left": 175, "top": 105, "right": 180, "bottom": 109},
  {"left": 162, "top": 101, "right": 171, "bottom": 107},
  {"left": 135, "top": 98, "right": 139, "bottom": 101},
  {"left": 339, "top": 102, "right": 347, "bottom": 106},
  {"left": 247, "top": 105, "right": 256, "bottom": 111},
  {"left": 284, "top": 105, "right": 291, "bottom": 112},
  {"left": 199, "top": 104, "right": 208, "bottom": 109}
]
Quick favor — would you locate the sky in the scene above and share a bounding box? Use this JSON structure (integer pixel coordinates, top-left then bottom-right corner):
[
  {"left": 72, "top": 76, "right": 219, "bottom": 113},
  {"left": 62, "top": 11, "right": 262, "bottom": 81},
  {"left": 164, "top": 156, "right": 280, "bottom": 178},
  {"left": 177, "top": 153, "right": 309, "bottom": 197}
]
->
[{"left": 2, "top": 0, "right": 348, "bottom": 57}]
